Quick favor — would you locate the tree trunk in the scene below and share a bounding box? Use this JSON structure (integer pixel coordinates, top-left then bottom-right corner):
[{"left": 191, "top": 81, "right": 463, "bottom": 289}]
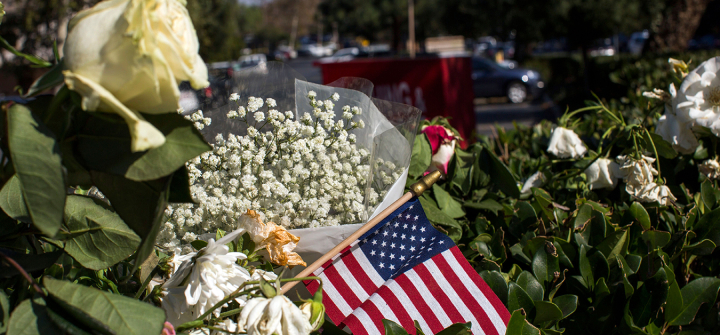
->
[{"left": 647, "top": 0, "right": 711, "bottom": 53}]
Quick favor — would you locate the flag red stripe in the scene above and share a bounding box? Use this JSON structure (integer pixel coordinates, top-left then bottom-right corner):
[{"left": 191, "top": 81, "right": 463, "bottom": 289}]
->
[
  {"left": 360, "top": 299, "right": 389, "bottom": 334},
  {"left": 450, "top": 247, "right": 511, "bottom": 323},
  {"left": 342, "top": 252, "right": 380, "bottom": 295},
  {"left": 432, "top": 251, "right": 500, "bottom": 335},
  {"left": 414, "top": 263, "right": 466, "bottom": 323},
  {"left": 322, "top": 263, "right": 363, "bottom": 313},
  {"left": 394, "top": 273, "right": 444, "bottom": 332},
  {"left": 374, "top": 285, "right": 418, "bottom": 334},
  {"left": 344, "top": 312, "right": 370, "bottom": 335},
  {"left": 320, "top": 282, "right": 346, "bottom": 326}
]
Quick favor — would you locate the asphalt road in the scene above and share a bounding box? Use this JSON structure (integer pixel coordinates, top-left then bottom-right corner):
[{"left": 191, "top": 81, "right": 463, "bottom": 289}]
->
[{"left": 283, "top": 58, "right": 559, "bottom": 137}]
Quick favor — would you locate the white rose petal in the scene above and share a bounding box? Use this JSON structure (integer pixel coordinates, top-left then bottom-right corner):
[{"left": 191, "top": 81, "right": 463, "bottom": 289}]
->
[
  {"left": 63, "top": 0, "right": 208, "bottom": 152},
  {"left": 584, "top": 158, "right": 621, "bottom": 190},
  {"left": 238, "top": 295, "right": 313, "bottom": 335},
  {"left": 521, "top": 171, "right": 545, "bottom": 195},
  {"left": 547, "top": 127, "right": 587, "bottom": 159}
]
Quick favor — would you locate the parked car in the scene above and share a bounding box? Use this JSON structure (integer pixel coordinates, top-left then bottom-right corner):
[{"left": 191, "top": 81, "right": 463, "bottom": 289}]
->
[
  {"left": 471, "top": 57, "right": 544, "bottom": 103},
  {"left": 238, "top": 54, "right": 267, "bottom": 68},
  {"left": 297, "top": 44, "right": 333, "bottom": 57},
  {"left": 316, "top": 47, "right": 361, "bottom": 64}
]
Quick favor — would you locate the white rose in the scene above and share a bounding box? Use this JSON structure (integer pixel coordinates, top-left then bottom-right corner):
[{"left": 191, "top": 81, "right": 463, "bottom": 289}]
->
[
  {"left": 699, "top": 159, "right": 720, "bottom": 179},
  {"left": 617, "top": 155, "right": 658, "bottom": 197},
  {"left": 656, "top": 83, "right": 699, "bottom": 154},
  {"left": 520, "top": 171, "right": 545, "bottom": 195},
  {"left": 584, "top": 158, "right": 621, "bottom": 190},
  {"left": 547, "top": 127, "right": 587, "bottom": 159},
  {"left": 238, "top": 295, "right": 314, "bottom": 335},
  {"left": 634, "top": 183, "right": 676, "bottom": 206},
  {"left": 63, "top": 0, "right": 208, "bottom": 152},
  {"left": 677, "top": 57, "right": 720, "bottom": 136}
]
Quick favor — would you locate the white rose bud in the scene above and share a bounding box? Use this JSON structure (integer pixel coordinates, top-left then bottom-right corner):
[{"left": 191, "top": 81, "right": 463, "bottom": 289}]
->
[
  {"left": 238, "top": 295, "right": 313, "bottom": 335},
  {"left": 584, "top": 158, "right": 622, "bottom": 190},
  {"left": 520, "top": 171, "right": 545, "bottom": 195},
  {"left": 547, "top": 127, "right": 587, "bottom": 159},
  {"left": 63, "top": 0, "right": 208, "bottom": 152}
]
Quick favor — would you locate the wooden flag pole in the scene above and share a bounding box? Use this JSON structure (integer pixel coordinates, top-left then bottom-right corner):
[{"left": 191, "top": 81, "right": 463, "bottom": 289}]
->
[{"left": 281, "top": 171, "right": 442, "bottom": 294}]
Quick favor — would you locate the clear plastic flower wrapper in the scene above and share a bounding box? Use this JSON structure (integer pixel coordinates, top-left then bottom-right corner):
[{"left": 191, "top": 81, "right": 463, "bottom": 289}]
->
[{"left": 159, "top": 63, "right": 422, "bottom": 268}]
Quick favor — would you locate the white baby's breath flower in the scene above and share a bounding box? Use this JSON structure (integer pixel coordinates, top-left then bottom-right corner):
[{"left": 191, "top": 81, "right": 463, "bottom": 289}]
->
[
  {"left": 227, "top": 110, "right": 238, "bottom": 119},
  {"left": 547, "top": 127, "right": 587, "bottom": 159},
  {"left": 266, "top": 98, "right": 277, "bottom": 108},
  {"left": 331, "top": 93, "right": 340, "bottom": 101},
  {"left": 254, "top": 112, "right": 265, "bottom": 122},
  {"left": 307, "top": 91, "right": 316, "bottom": 99},
  {"left": 230, "top": 93, "right": 240, "bottom": 101}
]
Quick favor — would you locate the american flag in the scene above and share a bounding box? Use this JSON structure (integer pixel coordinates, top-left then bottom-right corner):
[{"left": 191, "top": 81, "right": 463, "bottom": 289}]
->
[{"left": 304, "top": 198, "right": 510, "bottom": 335}]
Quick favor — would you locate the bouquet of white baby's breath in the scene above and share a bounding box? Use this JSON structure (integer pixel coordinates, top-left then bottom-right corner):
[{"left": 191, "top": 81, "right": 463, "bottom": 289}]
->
[{"left": 158, "top": 90, "right": 404, "bottom": 251}]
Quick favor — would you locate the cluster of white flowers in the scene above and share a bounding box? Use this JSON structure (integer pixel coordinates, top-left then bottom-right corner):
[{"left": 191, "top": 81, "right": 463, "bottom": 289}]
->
[
  {"left": 158, "top": 91, "right": 402, "bottom": 251},
  {"left": 617, "top": 155, "right": 676, "bottom": 206}
]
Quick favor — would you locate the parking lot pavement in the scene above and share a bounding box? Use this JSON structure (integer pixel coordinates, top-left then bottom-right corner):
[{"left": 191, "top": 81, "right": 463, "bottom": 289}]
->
[{"left": 474, "top": 98, "right": 559, "bottom": 137}]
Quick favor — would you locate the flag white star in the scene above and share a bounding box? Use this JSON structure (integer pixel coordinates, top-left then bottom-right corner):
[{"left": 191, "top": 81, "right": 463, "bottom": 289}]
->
[
  {"left": 392, "top": 232, "right": 397, "bottom": 238},
  {"left": 389, "top": 264, "right": 395, "bottom": 270},
  {"left": 391, "top": 243, "right": 396, "bottom": 248},
  {"left": 401, "top": 234, "right": 406, "bottom": 240},
  {"left": 372, "top": 240, "right": 377, "bottom": 245},
  {"left": 410, "top": 236, "right": 416, "bottom": 241},
  {"left": 409, "top": 205, "right": 414, "bottom": 209},
  {"left": 406, "top": 214, "right": 411, "bottom": 219},
  {"left": 400, "top": 244, "right": 405, "bottom": 250},
  {"left": 380, "top": 252, "right": 385, "bottom": 257},
  {"left": 370, "top": 250, "right": 376, "bottom": 256},
  {"left": 400, "top": 255, "right": 406, "bottom": 261},
  {"left": 410, "top": 246, "right": 416, "bottom": 252},
  {"left": 379, "top": 263, "right": 385, "bottom": 268},
  {"left": 420, "top": 237, "right": 426, "bottom": 243},
  {"left": 389, "top": 254, "right": 395, "bottom": 259},
  {"left": 428, "top": 248, "right": 433, "bottom": 251},
  {"left": 383, "top": 231, "right": 388, "bottom": 237},
  {"left": 420, "top": 227, "right": 426, "bottom": 232},
  {"left": 381, "top": 241, "right": 387, "bottom": 247},
  {"left": 439, "top": 240, "right": 445, "bottom": 244},
  {"left": 362, "top": 239, "right": 367, "bottom": 243},
  {"left": 431, "top": 237, "right": 436, "bottom": 241},
  {"left": 414, "top": 215, "right": 419, "bottom": 220},
  {"left": 412, "top": 225, "right": 417, "bottom": 231},
  {"left": 403, "top": 224, "right": 408, "bottom": 229}
]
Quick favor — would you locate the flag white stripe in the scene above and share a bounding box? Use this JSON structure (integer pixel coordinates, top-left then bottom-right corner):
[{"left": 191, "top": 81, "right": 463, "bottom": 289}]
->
[
  {"left": 353, "top": 248, "right": 385, "bottom": 286},
  {"left": 424, "top": 260, "right": 485, "bottom": 334},
  {"left": 405, "top": 269, "right": 453, "bottom": 327},
  {"left": 353, "top": 307, "right": 381, "bottom": 335},
  {"left": 442, "top": 250, "right": 507, "bottom": 334},
  {"left": 319, "top": 272, "right": 354, "bottom": 316},
  {"left": 334, "top": 260, "right": 370, "bottom": 302},
  {"left": 368, "top": 293, "right": 399, "bottom": 324},
  {"left": 386, "top": 279, "right": 432, "bottom": 334}
]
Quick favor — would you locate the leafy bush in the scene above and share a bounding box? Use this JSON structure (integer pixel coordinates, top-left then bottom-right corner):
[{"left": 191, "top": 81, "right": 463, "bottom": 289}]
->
[{"left": 411, "top": 55, "right": 720, "bottom": 334}]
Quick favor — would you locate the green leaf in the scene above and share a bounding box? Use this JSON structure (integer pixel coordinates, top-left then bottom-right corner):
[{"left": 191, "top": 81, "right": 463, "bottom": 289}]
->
[
  {"left": 6, "top": 297, "right": 61, "bottom": 335},
  {"left": 597, "top": 230, "right": 628, "bottom": 260},
  {"left": 682, "top": 239, "right": 716, "bottom": 255},
  {"left": 77, "top": 113, "right": 211, "bottom": 181},
  {"left": 56, "top": 195, "right": 141, "bottom": 270},
  {"left": 0, "top": 291, "right": 9, "bottom": 333},
  {"left": 516, "top": 271, "right": 544, "bottom": 302},
  {"left": 7, "top": 104, "right": 65, "bottom": 237},
  {"left": 533, "top": 300, "right": 564, "bottom": 324},
  {"left": 667, "top": 277, "right": 720, "bottom": 326},
  {"left": 506, "top": 310, "right": 541, "bottom": 335},
  {"left": 0, "top": 249, "right": 62, "bottom": 278},
  {"left": 418, "top": 196, "right": 461, "bottom": 229},
  {"left": 435, "top": 322, "right": 472, "bottom": 335},
  {"left": 168, "top": 166, "right": 195, "bottom": 203},
  {"left": 191, "top": 240, "right": 208, "bottom": 250},
  {"left": 629, "top": 267, "right": 668, "bottom": 327},
  {"left": 409, "top": 133, "right": 432, "bottom": 177},
  {"left": 532, "top": 244, "right": 559, "bottom": 289},
  {"left": 0, "top": 36, "right": 52, "bottom": 67},
  {"left": 25, "top": 61, "right": 64, "bottom": 97},
  {"left": 463, "top": 199, "right": 503, "bottom": 214},
  {"left": 641, "top": 231, "right": 671, "bottom": 250},
  {"left": 690, "top": 207, "right": 720, "bottom": 247},
  {"left": 433, "top": 184, "right": 466, "bottom": 218},
  {"left": 665, "top": 272, "right": 683, "bottom": 324},
  {"left": 479, "top": 270, "right": 508, "bottom": 306},
  {"left": 382, "top": 319, "right": 410, "bottom": 335},
  {"left": 578, "top": 245, "right": 609, "bottom": 291},
  {"left": 553, "top": 295, "right": 578, "bottom": 319},
  {"left": 629, "top": 202, "right": 651, "bottom": 230},
  {"left": 531, "top": 188, "right": 555, "bottom": 222},
  {"left": 701, "top": 180, "right": 717, "bottom": 210},
  {"left": 43, "top": 277, "right": 165, "bottom": 335},
  {"left": 643, "top": 130, "right": 677, "bottom": 159},
  {"left": 509, "top": 282, "right": 536, "bottom": 315},
  {"left": 90, "top": 171, "right": 171, "bottom": 268},
  {"left": 479, "top": 148, "right": 519, "bottom": 198},
  {"left": 0, "top": 175, "right": 30, "bottom": 222}
]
